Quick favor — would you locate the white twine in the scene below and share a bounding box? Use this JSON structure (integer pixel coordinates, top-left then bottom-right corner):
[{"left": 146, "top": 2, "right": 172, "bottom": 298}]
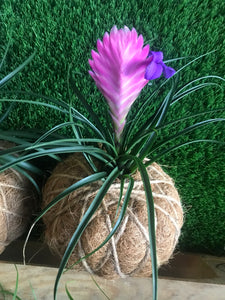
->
[
  {"left": 0, "top": 183, "right": 26, "bottom": 190},
  {"left": 0, "top": 207, "right": 26, "bottom": 218}
]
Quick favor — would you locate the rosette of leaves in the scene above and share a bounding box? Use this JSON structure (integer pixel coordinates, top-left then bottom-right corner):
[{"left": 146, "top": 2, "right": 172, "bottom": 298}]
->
[{"left": 0, "top": 26, "right": 225, "bottom": 300}]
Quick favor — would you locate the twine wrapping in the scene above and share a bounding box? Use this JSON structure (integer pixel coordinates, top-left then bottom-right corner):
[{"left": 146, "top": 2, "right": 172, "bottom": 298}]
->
[
  {"left": 42, "top": 153, "right": 183, "bottom": 278},
  {"left": 0, "top": 141, "right": 37, "bottom": 254}
]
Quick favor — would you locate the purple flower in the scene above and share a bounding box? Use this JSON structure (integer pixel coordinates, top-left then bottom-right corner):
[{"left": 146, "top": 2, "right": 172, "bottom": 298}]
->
[
  {"left": 88, "top": 26, "right": 175, "bottom": 141},
  {"left": 145, "top": 51, "right": 176, "bottom": 80}
]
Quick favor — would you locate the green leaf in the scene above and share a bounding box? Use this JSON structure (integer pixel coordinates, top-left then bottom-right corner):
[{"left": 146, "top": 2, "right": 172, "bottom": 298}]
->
[
  {"left": 29, "top": 282, "right": 37, "bottom": 300},
  {"left": 25, "top": 138, "right": 117, "bottom": 156},
  {"left": 171, "top": 75, "right": 224, "bottom": 105},
  {"left": 0, "top": 138, "right": 60, "bottom": 164},
  {"left": 0, "top": 291, "right": 22, "bottom": 300},
  {"left": 0, "top": 98, "right": 69, "bottom": 114},
  {"left": 0, "top": 52, "right": 36, "bottom": 89},
  {"left": 32, "top": 122, "right": 83, "bottom": 144},
  {"left": 0, "top": 97, "right": 104, "bottom": 139},
  {"left": 163, "top": 56, "right": 191, "bottom": 64},
  {"left": 0, "top": 145, "right": 114, "bottom": 173},
  {"left": 123, "top": 51, "right": 221, "bottom": 151},
  {"left": 0, "top": 265, "right": 22, "bottom": 300},
  {"left": 0, "top": 40, "right": 11, "bottom": 71},
  {"left": 109, "top": 154, "right": 158, "bottom": 300},
  {"left": 10, "top": 164, "right": 41, "bottom": 195},
  {"left": 175, "top": 50, "right": 217, "bottom": 75},
  {"left": 68, "top": 175, "right": 134, "bottom": 269},
  {"left": 0, "top": 283, "right": 6, "bottom": 300},
  {"left": 0, "top": 128, "right": 50, "bottom": 143},
  {"left": 53, "top": 167, "right": 120, "bottom": 300},
  {"left": 65, "top": 284, "right": 74, "bottom": 300},
  {"left": 90, "top": 275, "right": 111, "bottom": 300},
  {"left": 0, "top": 103, "right": 15, "bottom": 123},
  {"left": 135, "top": 159, "right": 157, "bottom": 300},
  {"left": 137, "top": 78, "right": 176, "bottom": 159},
  {"left": 13, "top": 265, "right": 19, "bottom": 300},
  {"left": 172, "top": 82, "right": 221, "bottom": 104},
  {"left": 23, "top": 171, "right": 107, "bottom": 263},
  {"left": 152, "top": 107, "right": 225, "bottom": 132},
  {"left": 112, "top": 177, "right": 125, "bottom": 226},
  {"left": 68, "top": 103, "right": 99, "bottom": 172},
  {"left": 0, "top": 144, "right": 30, "bottom": 157},
  {"left": 121, "top": 70, "right": 180, "bottom": 151},
  {"left": 120, "top": 91, "right": 156, "bottom": 151},
  {"left": 70, "top": 79, "right": 110, "bottom": 141},
  {"left": 146, "top": 139, "right": 225, "bottom": 165},
  {"left": 148, "top": 118, "right": 225, "bottom": 157}
]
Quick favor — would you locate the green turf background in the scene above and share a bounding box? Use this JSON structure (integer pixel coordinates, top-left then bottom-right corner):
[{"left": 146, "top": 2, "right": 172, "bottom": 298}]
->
[{"left": 0, "top": 0, "right": 224, "bottom": 255}]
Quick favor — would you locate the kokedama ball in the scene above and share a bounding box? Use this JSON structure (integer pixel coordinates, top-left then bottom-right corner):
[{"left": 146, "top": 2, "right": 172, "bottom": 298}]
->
[
  {"left": 0, "top": 141, "right": 37, "bottom": 254},
  {"left": 42, "top": 153, "right": 183, "bottom": 278}
]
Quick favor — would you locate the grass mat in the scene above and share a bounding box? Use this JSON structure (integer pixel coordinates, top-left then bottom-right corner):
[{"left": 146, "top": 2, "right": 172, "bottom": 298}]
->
[{"left": 0, "top": 0, "right": 224, "bottom": 255}]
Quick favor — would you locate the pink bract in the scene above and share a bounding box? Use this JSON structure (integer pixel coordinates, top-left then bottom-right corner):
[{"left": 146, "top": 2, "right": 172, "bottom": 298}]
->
[{"left": 89, "top": 25, "right": 152, "bottom": 141}]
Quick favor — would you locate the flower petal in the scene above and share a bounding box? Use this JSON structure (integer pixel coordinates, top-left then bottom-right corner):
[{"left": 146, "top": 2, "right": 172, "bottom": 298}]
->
[
  {"left": 163, "top": 65, "right": 176, "bottom": 78},
  {"left": 150, "top": 51, "right": 163, "bottom": 62},
  {"left": 145, "top": 61, "right": 163, "bottom": 80}
]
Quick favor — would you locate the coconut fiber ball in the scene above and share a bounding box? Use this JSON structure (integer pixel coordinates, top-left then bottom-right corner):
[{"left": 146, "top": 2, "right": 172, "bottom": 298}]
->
[
  {"left": 0, "top": 141, "right": 37, "bottom": 254},
  {"left": 42, "top": 153, "right": 183, "bottom": 278}
]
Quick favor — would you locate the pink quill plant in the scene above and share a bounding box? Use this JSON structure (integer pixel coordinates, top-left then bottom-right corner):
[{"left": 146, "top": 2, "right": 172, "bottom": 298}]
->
[
  {"left": 1, "top": 25, "right": 223, "bottom": 300},
  {"left": 89, "top": 26, "right": 175, "bottom": 141}
]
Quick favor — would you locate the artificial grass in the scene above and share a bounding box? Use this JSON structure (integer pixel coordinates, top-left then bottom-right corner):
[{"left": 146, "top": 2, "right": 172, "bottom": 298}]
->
[{"left": 0, "top": 0, "right": 225, "bottom": 255}]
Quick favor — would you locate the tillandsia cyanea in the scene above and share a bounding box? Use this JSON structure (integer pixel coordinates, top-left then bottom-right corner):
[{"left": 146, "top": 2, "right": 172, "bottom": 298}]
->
[
  {"left": 0, "top": 25, "right": 224, "bottom": 300},
  {"left": 89, "top": 25, "right": 175, "bottom": 142}
]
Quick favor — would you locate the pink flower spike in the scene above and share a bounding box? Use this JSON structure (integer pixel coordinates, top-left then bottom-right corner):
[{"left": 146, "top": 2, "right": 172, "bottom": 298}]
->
[{"left": 89, "top": 25, "right": 152, "bottom": 142}]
